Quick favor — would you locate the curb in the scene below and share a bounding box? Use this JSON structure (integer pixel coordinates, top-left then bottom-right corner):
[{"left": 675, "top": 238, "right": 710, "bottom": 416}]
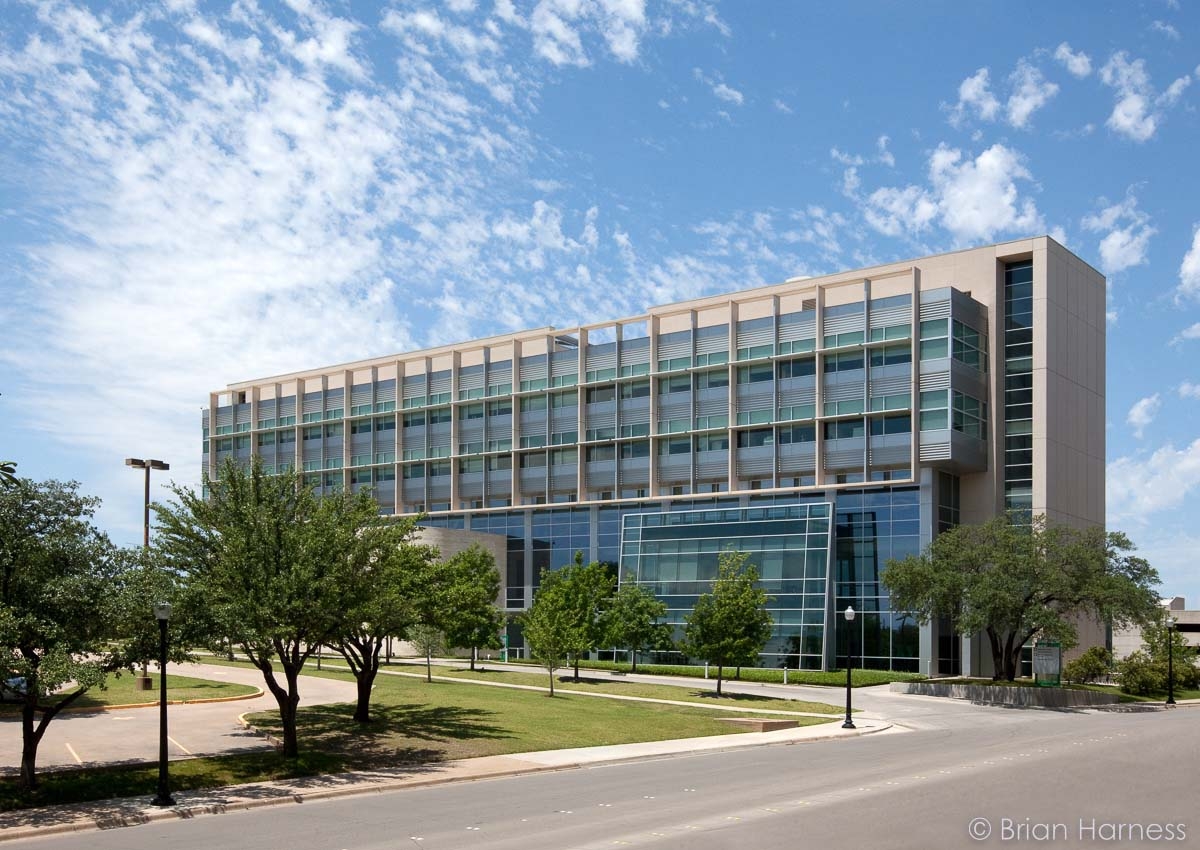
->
[
  {"left": 0, "top": 722, "right": 891, "bottom": 842},
  {"left": 61, "top": 687, "right": 266, "bottom": 713}
]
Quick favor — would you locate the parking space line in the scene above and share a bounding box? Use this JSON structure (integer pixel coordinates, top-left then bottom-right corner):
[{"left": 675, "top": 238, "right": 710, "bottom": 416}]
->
[
  {"left": 167, "top": 735, "right": 193, "bottom": 755},
  {"left": 64, "top": 742, "right": 83, "bottom": 764}
]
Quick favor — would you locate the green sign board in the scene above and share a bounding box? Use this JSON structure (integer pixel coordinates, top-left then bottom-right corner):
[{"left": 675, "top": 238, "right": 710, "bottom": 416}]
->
[{"left": 1033, "top": 641, "right": 1062, "bottom": 687}]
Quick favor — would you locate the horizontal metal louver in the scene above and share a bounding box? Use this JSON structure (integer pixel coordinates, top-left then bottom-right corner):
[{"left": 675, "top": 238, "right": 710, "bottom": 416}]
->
[
  {"left": 487, "top": 477, "right": 513, "bottom": 495},
  {"left": 620, "top": 408, "right": 649, "bottom": 426},
  {"left": 735, "top": 317, "right": 773, "bottom": 348},
  {"left": 919, "top": 440, "right": 952, "bottom": 461},
  {"left": 823, "top": 311, "right": 865, "bottom": 335},
  {"left": 586, "top": 342, "right": 617, "bottom": 371},
  {"left": 695, "top": 325, "right": 729, "bottom": 355},
  {"left": 824, "top": 380, "right": 865, "bottom": 402},
  {"left": 376, "top": 380, "right": 396, "bottom": 403},
  {"left": 658, "top": 400, "right": 690, "bottom": 420},
  {"left": 519, "top": 355, "right": 547, "bottom": 381},
  {"left": 402, "top": 376, "right": 425, "bottom": 400},
  {"left": 278, "top": 397, "right": 296, "bottom": 416},
  {"left": 777, "top": 310, "right": 816, "bottom": 343},
  {"left": 351, "top": 384, "right": 372, "bottom": 406},
  {"left": 870, "top": 375, "right": 910, "bottom": 396},
  {"left": 490, "top": 424, "right": 512, "bottom": 440},
  {"left": 696, "top": 454, "right": 728, "bottom": 477},
  {"left": 918, "top": 371, "right": 951, "bottom": 391},
  {"left": 429, "top": 371, "right": 451, "bottom": 395},
  {"left": 824, "top": 447, "right": 864, "bottom": 470},
  {"left": 919, "top": 299, "right": 952, "bottom": 321},
  {"left": 258, "top": 399, "right": 276, "bottom": 415},
  {"left": 619, "top": 463, "right": 649, "bottom": 485},
  {"left": 588, "top": 410, "right": 617, "bottom": 428},
  {"left": 696, "top": 395, "right": 728, "bottom": 416},
  {"left": 302, "top": 393, "right": 323, "bottom": 414},
  {"left": 519, "top": 413, "right": 547, "bottom": 431},
  {"left": 551, "top": 351, "right": 578, "bottom": 378},
  {"left": 458, "top": 366, "right": 484, "bottom": 391},
  {"left": 778, "top": 386, "right": 817, "bottom": 406},
  {"left": 488, "top": 361, "right": 512, "bottom": 383},
  {"left": 869, "top": 445, "right": 910, "bottom": 466},
  {"left": 620, "top": 337, "right": 650, "bottom": 366},
  {"left": 736, "top": 452, "right": 775, "bottom": 476},
  {"left": 216, "top": 407, "right": 234, "bottom": 426},
  {"left": 868, "top": 302, "right": 912, "bottom": 329},
  {"left": 657, "top": 330, "right": 692, "bottom": 359}
]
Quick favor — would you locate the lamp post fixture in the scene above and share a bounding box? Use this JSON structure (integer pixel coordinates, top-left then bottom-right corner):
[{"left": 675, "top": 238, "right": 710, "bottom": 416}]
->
[
  {"left": 150, "top": 602, "right": 176, "bottom": 807},
  {"left": 842, "top": 605, "right": 856, "bottom": 730},
  {"left": 126, "top": 458, "right": 170, "bottom": 690},
  {"left": 1166, "top": 615, "right": 1177, "bottom": 707}
]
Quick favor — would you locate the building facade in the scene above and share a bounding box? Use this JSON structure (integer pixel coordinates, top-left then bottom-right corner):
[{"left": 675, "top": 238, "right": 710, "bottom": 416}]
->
[{"left": 203, "top": 236, "right": 1105, "bottom": 676}]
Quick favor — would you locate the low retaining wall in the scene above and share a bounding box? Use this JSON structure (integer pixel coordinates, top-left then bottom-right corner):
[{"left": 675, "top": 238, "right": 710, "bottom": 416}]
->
[{"left": 890, "top": 681, "right": 1120, "bottom": 708}]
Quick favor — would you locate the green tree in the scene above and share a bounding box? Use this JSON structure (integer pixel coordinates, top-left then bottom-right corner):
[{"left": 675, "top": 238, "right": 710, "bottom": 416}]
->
[
  {"left": 540, "top": 553, "right": 616, "bottom": 681},
  {"left": 682, "top": 552, "right": 774, "bottom": 696},
  {"left": 329, "top": 515, "right": 438, "bottom": 722},
  {"left": 154, "top": 458, "right": 386, "bottom": 757},
  {"left": 521, "top": 574, "right": 578, "bottom": 697},
  {"left": 882, "top": 514, "right": 1161, "bottom": 681},
  {"left": 438, "top": 544, "right": 504, "bottom": 671},
  {"left": 1140, "top": 616, "right": 1200, "bottom": 690},
  {"left": 0, "top": 460, "right": 17, "bottom": 488},
  {"left": 604, "top": 579, "right": 672, "bottom": 673},
  {"left": 408, "top": 623, "right": 445, "bottom": 683},
  {"left": 1062, "top": 645, "right": 1111, "bottom": 685},
  {"left": 0, "top": 479, "right": 122, "bottom": 789}
]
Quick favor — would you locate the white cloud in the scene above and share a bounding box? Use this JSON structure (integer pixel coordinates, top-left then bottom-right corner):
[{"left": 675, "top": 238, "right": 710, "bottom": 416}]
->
[
  {"left": 1108, "top": 438, "right": 1200, "bottom": 523},
  {"left": 949, "top": 67, "right": 1000, "bottom": 126},
  {"left": 1006, "top": 61, "right": 1058, "bottom": 128},
  {"left": 1171, "top": 322, "right": 1200, "bottom": 345},
  {"left": 1178, "top": 224, "right": 1200, "bottom": 302},
  {"left": 1054, "top": 42, "right": 1092, "bottom": 78},
  {"left": 772, "top": 98, "right": 792, "bottom": 114},
  {"left": 1150, "top": 20, "right": 1181, "bottom": 40},
  {"left": 862, "top": 143, "right": 1042, "bottom": 244},
  {"left": 1127, "top": 394, "right": 1161, "bottom": 438},
  {"left": 1080, "top": 192, "right": 1155, "bottom": 275},
  {"left": 1099, "top": 51, "right": 1191, "bottom": 142},
  {"left": 693, "top": 68, "right": 743, "bottom": 106},
  {"left": 876, "top": 135, "right": 894, "bottom": 167},
  {"left": 1179, "top": 382, "right": 1200, "bottom": 400}
]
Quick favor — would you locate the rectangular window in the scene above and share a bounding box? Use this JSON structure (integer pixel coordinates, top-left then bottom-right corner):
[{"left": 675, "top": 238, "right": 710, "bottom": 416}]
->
[
  {"left": 549, "top": 374, "right": 578, "bottom": 388},
  {"left": 257, "top": 418, "right": 276, "bottom": 430},
  {"left": 585, "top": 367, "right": 617, "bottom": 383},
  {"left": 736, "top": 428, "right": 774, "bottom": 448},
  {"left": 869, "top": 344, "right": 912, "bottom": 367},
  {"left": 822, "top": 399, "right": 865, "bottom": 416},
  {"left": 822, "top": 330, "right": 865, "bottom": 348},
  {"left": 620, "top": 440, "right": 650, "bottom": 458},
  {"left": 519, "top": 378, "right": 548, "bottom": 393},
  {"left": 695, "top": 434, "right": 729, "bottom": 452},
  {"left": 694, "top": 414, "right": 729, "bottom": 430},
  {"left": 402, "top": 412, "right": 426, "bottom": 428},
  {"left": 428, "top": 407, "right": 452, "bottom": 424},
  {"left": 520, "top": 396, "right": 547, "bottom": 412},
  {"left": 869, "top": 324, "right": 912, "bottom": 342},
  {"left": 550, "top": 391, "right": 577, "bottom": 408},
  {"left": 520, "top": 452, "right": 547, "bottom": 468},
  {"left": 402, "top": 464, "right": 425, "bottom": 479},
  {"left": 549, "top": 448, "right": 577, "bottom": 465},
  {"left": 656, "top": 357, "right": 692, "bottom": 372},
  {"left": 736, "top": 363, "right": 774, "bottom": 384},
  {"left": 777, "top": 404, "right": 816, "bottom": 421},
  {"left": 823, "top": 419, "right": 865, "bottom": 440},
  {"left": 487, "top": 382, "right": 513, "bottom": 397},
  {"left": 777, "top": 357, "right": 816, "bottom": 379},
  {"left": 459, "top": 457, "right": 483, "bottom": 473},
  {"left": 257, "top": 432, "right": 275, "bottom": 447},
  {"left": 586, "top": 445, "right": 616, "bottom": 462},
  {"left": 620, "top": 423, "right": 651, "bottom": 438},
  {"left": 620, "top": 380, "right": 651, "bottom": 399},
  {"left": 374, "top": 417, "right": 396, "bottom": 432},
  {"left": 403, "top": 448, "right": 425, "bottom": 461},
  {"left": 778, "top": 424, "right": 815, "bottom": 444},
  {"left": 303, "top": 427, "right": 322, "bottom": 441},
  {"left": 736, "top": 344, "right": 773, "bottom": 361},
  {"left": 487, "top": 455, "right": 512, "bottom": 471},
  {"left": 658, "top": 375, "right": 691, "bottom": 394},
  {"left": 458, "top": 441, "right": 484, "bottom": 455},
  {"left": 823, "top": 351, "right": 865, "bottom": 373},
  {"left": 550, "top": 430, "right": 578, "bottom": 445},
  {"left": 277, "top": 430, "right": 295, "bottom": 445},
  {"left": 459, "top": 403, "right": 485, "bottom": 420},
  {"left": 429, "top": 461, "right": 451, "bottom": 477},
  {"left": 324, "top": 424, "right": 343, "bottom": 438},
  {"left": 694, "top": 370, "right": 729, "bottom": 390},
  {"left": 657, "top": 418, "right": 689, "bottom": 434},
  {"left": 619, "top": 363, "right": 650, "bottom": 377},
  {"left": 586, "top": 426, "right": 616, "bottom": 441},
  {"left": 586, "top": 386, "right": 616, "bottom": 404},
  {"left": 695, "top": 351, "right": 728, "bottom": 367},
  {"left": 487, "top": 439, "right": 512, "bottom": 453},
  {"left": 869, "top": 413, "right": 912, "bottom": 436},
  {"left": 519, "top": 435, "right": 547, "bottom": 449},
  {"left": 736, "top": 409, "right": 773, "bottom": 426},
  {"left": 658, "top": 436, "right": 691, "bottom": 455}
]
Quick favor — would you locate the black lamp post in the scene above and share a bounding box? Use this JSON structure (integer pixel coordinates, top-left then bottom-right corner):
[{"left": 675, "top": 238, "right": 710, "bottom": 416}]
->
[
  {"left": 150, "top": 602, "right": 176, "bottom": 807},
  {"left": 1166, "top": 615, "right": 1177, "bottom": 706},
  {"left": 126, "top": 458, "right": 170, "bottom": 691},
  {"left": 842, "top": 605, "right": 856, "bottom": 729}
]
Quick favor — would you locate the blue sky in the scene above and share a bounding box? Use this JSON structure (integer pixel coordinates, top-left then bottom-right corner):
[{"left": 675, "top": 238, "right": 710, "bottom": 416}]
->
[{"left": 2, "top": 1, "right": 1199, "bottom": 602}]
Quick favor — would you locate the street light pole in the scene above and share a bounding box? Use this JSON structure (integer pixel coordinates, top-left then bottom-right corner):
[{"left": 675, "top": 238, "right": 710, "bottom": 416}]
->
[
  {"left": 1166, "top": 615, "right": 1177, "bottom": 706},
  {"left": 126, "top": 458, "right": 170, "bottom": 690},
  {"left": 842, "top": 605, "right": 856, "bottom": 730},
  {"left": 151, "top": 602, "right": 175, "bottom": 807}
]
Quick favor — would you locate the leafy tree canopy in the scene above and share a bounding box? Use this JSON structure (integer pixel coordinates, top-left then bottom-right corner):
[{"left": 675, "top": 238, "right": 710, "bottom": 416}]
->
[
  {"left": 604, "top": 579, "right": 672, "bottom": 673},
  {"left": 682, "top": 551, "right": 773, "bottom": 696},
  {"left": 882, "top": 514, "right": 1160, "bottom": 681}
]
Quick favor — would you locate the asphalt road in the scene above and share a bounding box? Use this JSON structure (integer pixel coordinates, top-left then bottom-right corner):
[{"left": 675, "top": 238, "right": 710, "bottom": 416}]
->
[{"left": 10, "top": 701, "right": 1197, "bottom": 849}]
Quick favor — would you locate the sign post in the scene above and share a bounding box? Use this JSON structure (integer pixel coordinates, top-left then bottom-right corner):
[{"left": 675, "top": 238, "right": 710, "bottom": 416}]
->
[{"left": 1033, "top": 641, "right": 1062, "bottom": 687}]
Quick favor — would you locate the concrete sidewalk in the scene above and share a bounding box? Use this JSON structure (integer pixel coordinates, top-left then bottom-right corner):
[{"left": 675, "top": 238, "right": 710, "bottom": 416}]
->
[{"left": 0, "top": 715, "right": 893, "bottom": 842}]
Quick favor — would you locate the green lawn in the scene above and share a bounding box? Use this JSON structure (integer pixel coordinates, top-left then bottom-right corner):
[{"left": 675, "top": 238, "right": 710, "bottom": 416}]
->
[
  {"left": 389, "top": 663, "right": 843, "bottom": 714},
  {"left": 245, "top": 668, "right": 834, "bottom": 766}
]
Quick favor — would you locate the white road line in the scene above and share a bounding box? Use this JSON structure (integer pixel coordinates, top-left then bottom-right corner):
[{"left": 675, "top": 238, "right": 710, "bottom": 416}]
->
[
  {"left": 64, "top": 742, "right": 83, "bottom": 764},
  {"left": 167, "top": 735, "right": 193, "bottom": 755}
]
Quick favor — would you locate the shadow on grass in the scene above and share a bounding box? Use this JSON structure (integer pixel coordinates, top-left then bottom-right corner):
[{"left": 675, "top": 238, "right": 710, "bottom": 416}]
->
[
  {"left": 687, "top": 690, "right": 791, "bottom": 703},
  {"left": 251, "top": 702, "right": 512, "bottom": 769}
]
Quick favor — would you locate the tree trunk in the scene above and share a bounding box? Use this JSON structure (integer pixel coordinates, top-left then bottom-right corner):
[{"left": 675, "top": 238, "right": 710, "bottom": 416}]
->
[
  {"left": 735, "top": 665, "right": 741, "bottom": 680},
  {"left": 986, "top": 628, "right": 1004, "bottom": 681},
  {"left": 716, "top": 664, "right": 724, "bottom": 696},
  {"left": 263, "top": 663, "right": 302, "bottom": 758},
  {"left": 425, "top": 650, "right": 432, "bottom": 683},
  {"left": 353, "top": 665, "right": 378, "bottom": 723},
  {"left": 548, "top": 667, "right": 555, "bottom": 697},
  {"left": 470, "top": 646, "right": 477, "bottom": 672},
  {"left": 631, "top": 651, "right": 638, "bottom": 674},
  {"left": 20, "top": 698, "right": 40, "bottom": 791},
  {"left": 574, "top": 657, "right": 580, "bottom": 682}
]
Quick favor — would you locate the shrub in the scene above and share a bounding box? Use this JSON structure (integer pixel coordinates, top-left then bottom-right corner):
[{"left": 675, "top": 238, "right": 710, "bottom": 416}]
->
[
  {"left": 1062, "top": 646, "right": 1111, "bottom": 684},
  {"left": 1117, "top": 651, "right": 1164, "bottom": 696}
]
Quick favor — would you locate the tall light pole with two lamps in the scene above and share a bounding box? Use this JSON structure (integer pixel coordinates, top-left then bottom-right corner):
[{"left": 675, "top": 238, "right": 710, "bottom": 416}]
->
[{"left": 124, "top": 458, "right": 176, "bottom": 805}]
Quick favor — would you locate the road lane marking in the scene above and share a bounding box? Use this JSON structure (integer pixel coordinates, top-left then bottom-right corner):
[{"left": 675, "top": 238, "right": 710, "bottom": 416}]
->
[
  {"left": 168, "top": 735, "right": 192, "bottom": 755},
  {"left": 64, "top": 742, "right": 83, "bottom": 764}
]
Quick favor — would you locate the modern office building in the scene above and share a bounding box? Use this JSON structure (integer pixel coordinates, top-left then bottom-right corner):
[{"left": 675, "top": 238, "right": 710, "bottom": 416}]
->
[{"left": 203, "top": 236, "right": 1105, "bottom": 676}]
